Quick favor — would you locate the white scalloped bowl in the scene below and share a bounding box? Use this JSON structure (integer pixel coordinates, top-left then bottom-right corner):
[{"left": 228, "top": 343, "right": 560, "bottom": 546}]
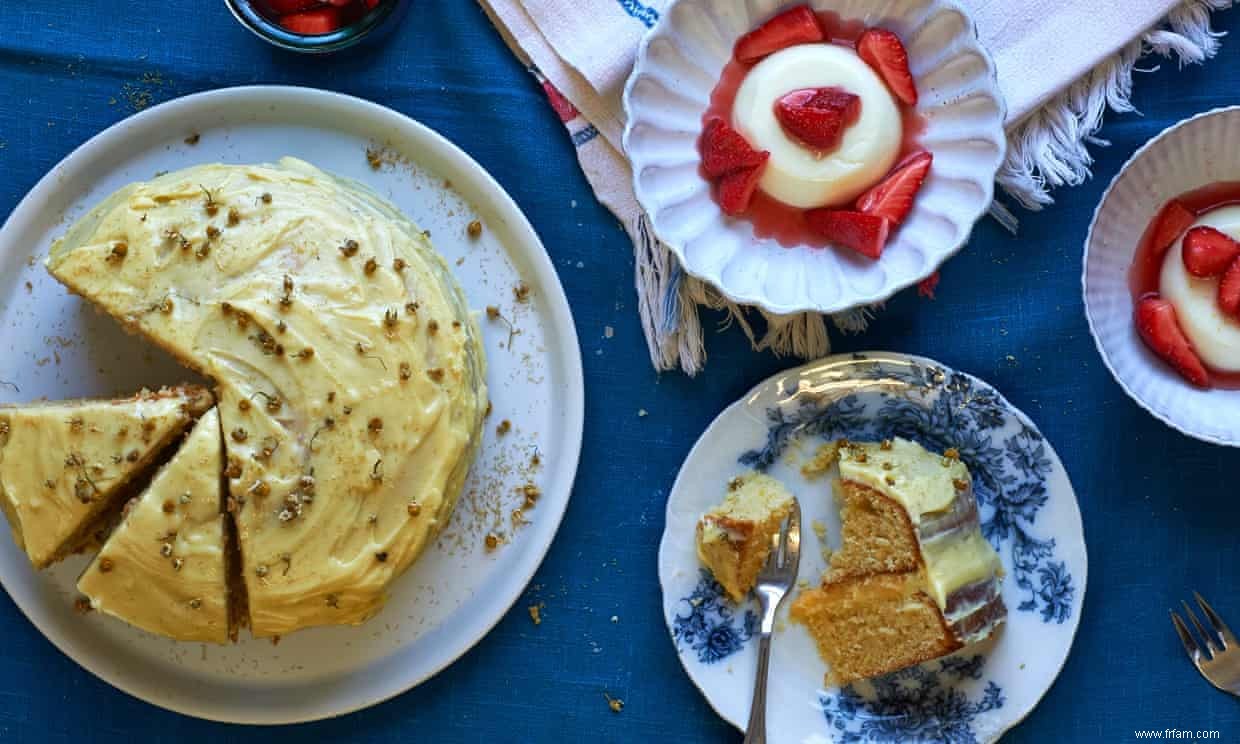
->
[
  {"left": 622, "top": 0, "right": 1006, "bottom": 316},
  {"left": 1084, "top": 106, "right": 1240, "bottom": 447}
]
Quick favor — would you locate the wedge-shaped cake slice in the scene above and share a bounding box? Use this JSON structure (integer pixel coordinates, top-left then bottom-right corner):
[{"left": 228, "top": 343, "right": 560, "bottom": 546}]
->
[
  {"left": 78, "top": 407, "right": 230, "bottom": 643},
  {"left": 0, "top": 386, "right": 212, "bottom": 568},
  {"left": 696, "top": 472, "right": 795, "bottom": 602},
  {"left": 791, "top": 438, "right": 1006, "bottom": 686}
]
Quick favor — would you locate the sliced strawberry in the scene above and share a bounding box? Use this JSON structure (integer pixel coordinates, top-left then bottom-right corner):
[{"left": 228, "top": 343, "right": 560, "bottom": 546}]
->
[
  {"left": 718, "top": 159, "right": 768, "bottom": 216},
  {"left": 734, "top": 6, "right": 825, "bottom": 64},
  {"left": 805, "top": 210, "right": 890, "bottom": 260},
  {"left": 279, "top": 6, "right": 341, "bottom": 34},
  {"left": 325, "top": 0, "right": 352, "bottom": 5},
  {"left": 856, "top": 29, "right": 917, "bottom": 106},
  {"left": 1135, "top": 295, "right": 1210, "bottom": 387},
  {"left": 774, "top": 87, "right": 860, "bottom": 151},
  {"left": 1148, "top": 200, "right": 1197, "bottom": 259},
  {"left": 263, "top": 0, "right": 322, "bottom": 13},
  {"left": 1182, "top": 226, "right": 1240, "bottom": 278},
  {"left": 856, "top": 151, "right": 932, "bottom": 226},
  {"left": 918, "top": 271, "right": 940, "bottom": 299},
  {"left": 1219, "top": 257, "right": 1240, "bottom": 318},
  {"left": 701, "top": 118, "right": 768, "bottom": 178}
]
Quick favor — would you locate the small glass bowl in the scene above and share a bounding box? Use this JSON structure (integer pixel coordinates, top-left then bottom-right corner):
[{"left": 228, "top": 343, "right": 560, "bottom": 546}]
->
[{"left": 225, "top": 0, "right": 410, "bottom": 54}]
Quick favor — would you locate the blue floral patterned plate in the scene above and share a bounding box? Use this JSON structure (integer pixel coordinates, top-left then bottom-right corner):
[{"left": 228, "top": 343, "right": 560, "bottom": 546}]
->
[{"left": 659, "top": 352, "right": 1086, "bottom": 743}]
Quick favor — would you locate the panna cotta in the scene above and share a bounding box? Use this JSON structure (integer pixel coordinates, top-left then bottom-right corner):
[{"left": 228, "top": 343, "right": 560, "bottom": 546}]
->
[
  {"left": 1160, "top": 206, "right": 1240, "bottom": 373},
  {"left": 732, "top": 43, "right": 902, "bottom": 209}
]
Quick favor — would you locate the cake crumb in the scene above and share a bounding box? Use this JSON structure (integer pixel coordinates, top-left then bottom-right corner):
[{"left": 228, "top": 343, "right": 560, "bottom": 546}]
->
[
  {"left": 513, "top": 281, "right": 530, "bottom": 303},
  {"left": 528, "top": 603, "right": 543, "bottom": 625},
  {"left": 801, "top": 441, "right": 841, "bottom": 479},
  {"left": 467, "top": 220, "right": 483, "bottom": 239},
  {"left": 184, "top": 133, "right": 200, "bottom": 145},
  {"left": 496, "top": 419, "right": 511, "bottom": 435},
  {"left": 603, "top": 326, "right": 614, "bottom": 339},
  {"left": 73, "top": 597, "right": 93, "bottom": 614},
  {"left": 604, "top": 693, "right": 624, "bottom": 713}
]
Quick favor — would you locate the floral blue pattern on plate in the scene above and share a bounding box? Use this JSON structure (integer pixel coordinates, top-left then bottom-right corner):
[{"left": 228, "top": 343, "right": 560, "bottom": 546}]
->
[{"left": 658, "top": 353, "right": 1086, "bottom": 743}]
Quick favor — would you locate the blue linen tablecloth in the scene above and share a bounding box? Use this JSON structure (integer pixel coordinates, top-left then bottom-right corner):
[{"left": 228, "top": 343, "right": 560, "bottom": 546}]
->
[{"left": 0, "top": 1, "right": 1238, "bottom": 741}]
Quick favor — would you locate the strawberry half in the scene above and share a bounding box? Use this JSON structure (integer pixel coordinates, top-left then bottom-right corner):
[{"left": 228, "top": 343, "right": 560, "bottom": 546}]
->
[
  {"left": 856, "top": 29, "right": 917, "bottom": 106},
  {"left": 918, "top": 271, "right": 940, "bottom": 299},
  {"left": 701, "top": 119, "right": 768, "bottom": 178},
  {"left": 774, "top": 87, "right": 860, "bottom": 152},
  {"left": 734, "top": 6, "right": 825, "bottom": 64},
  {"left": 718, "top": 159, "right": 768, "bottom": 216},
  {"left": 1148, "top": 200, "right": 1197, "bottom": 259},
  {"left": 1135, "top": 295, "right": 1210, "bottom": 387},
  {"left": 805, "top": 210, "right": 890, "bottom": 260},
  {"left": 856, "top": 151, "right": 932, "bottom": 226},
  {"left": 279, "top": 7, "right": 341, "bottom": 34},
  {"left": 1219, "top": 257, "right": 1240, "bottom": 319},
  {"left": 1182, "top": 226, "right": 1240, "bottom": 278}
]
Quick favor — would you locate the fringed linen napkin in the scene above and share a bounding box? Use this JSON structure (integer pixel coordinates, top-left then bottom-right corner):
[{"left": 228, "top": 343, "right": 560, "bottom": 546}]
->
[{"left": 480, "top": 0, "right": 1234, "bottom": 375}]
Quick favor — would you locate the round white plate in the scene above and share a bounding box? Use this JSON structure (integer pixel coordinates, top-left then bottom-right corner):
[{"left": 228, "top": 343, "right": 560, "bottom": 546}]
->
[
  {"left": 623, "top": 0, "right": 1006, "bottom": 316},
  {"left": 0, "top": 86, "right": 584, "bottom": 723},
  {"left": 1084, "top": 106, "right": 1240, "bottom": 447},
  {"left": 659, "top": 352, "right": 1085, "bottom": 743}
]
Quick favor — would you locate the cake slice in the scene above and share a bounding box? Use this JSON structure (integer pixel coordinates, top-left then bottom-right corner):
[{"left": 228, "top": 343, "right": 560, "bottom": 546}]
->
[
  {"left": 791, "top": 438, "right": 1006, "bottom": 685},
  {"left": 78, "top": 407, "right": 230, "bottom": 643},
  {"left": 0, "top": 386, "right": 212, "bottom": 568},
  {"left": 696, "top": 472, "right": 795, "bottom": 602}
]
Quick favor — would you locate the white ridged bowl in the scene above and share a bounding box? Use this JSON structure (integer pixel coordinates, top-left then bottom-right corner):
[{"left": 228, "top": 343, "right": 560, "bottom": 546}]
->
[
  {"left": 622, "top": 0, "right": 1007, "bottom": 316},
  {"left": 1084, "top": 106, "right": 1240, "bottom": 447}
]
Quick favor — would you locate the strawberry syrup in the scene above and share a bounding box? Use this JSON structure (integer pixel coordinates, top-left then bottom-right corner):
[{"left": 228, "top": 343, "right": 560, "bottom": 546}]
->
[
  {"left": 1130, "top": 181, "right": 1240, "bottom": 388},
  {"left": 700, "top": 12, "right": 927, "bottom": 248}
]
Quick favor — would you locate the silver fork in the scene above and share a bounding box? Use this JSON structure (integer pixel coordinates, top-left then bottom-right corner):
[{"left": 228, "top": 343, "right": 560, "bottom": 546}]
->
[
  {"left": 743, "top": 499, "right": 802, "bottom": 744},
  {"left": 1170, "top": 591, "right": 1240, "bottom": 696}
]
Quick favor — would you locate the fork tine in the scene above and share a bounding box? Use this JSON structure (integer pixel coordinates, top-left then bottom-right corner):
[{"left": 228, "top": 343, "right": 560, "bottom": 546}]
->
[
  {"left": 1171, "top": 610, "right": 1203, "bottom": 666},
  {"left": 774, "top": 517, "right": 789, "bottom": 569},
  {"left": 1194, "top": 591, "right": 1238, "bottom": 648},
  {"left": 1182, "top": 601, "right": 1219, "bottom": 658},
  {"left": 784, "top": 500, "right": 801, "bottom": 570}
]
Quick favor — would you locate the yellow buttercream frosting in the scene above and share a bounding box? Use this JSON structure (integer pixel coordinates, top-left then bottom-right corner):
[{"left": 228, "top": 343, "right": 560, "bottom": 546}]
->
[
  {"left": 78, "top": 407, "right": 229, "bottom": 643},
  {"left": 0, "top": 387, "right": 210, "bottom": 568},
  {"left": 838, "top": 438, "right": 1002, "bottom": 609},
  {"left": 47, "top": 158, "right": 488, "bottom": 637}
]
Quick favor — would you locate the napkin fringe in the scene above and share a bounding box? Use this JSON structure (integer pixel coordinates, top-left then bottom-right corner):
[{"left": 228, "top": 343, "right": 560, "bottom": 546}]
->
[
  {"left": 635, "top": 215, "right": 835, "bottom": 375},
  {"left": 998, "top": 0, "right": 1233, "bottom": 210}
]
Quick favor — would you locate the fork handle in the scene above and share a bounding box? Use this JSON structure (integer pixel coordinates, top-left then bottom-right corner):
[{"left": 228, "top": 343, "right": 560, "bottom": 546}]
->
[{"left": 742, "top": 633, "right": 772, "bottom": 744}]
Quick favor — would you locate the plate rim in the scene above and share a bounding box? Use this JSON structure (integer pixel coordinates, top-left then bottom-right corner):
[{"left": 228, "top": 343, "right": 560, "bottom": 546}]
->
[
  {"left": 620, "top": 0, "right": 1008, "bottom": 317},
  {"left": 0, "top": 84, "right": 586, "bottom": 724},
  {"left": 1081, "top": 104, "right": 1240, "bottom": 448},
  {"left": 657, "top": 350, "right": 1088, "bottom": 740}
]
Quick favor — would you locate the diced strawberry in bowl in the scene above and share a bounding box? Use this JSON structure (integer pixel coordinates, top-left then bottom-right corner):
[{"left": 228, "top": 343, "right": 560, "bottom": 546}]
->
[
  {"left": 734, "top": 5, "right": 825, "bottom": 64},
  {"left": 856, "top": 28, "right": 918, "bottom": 106},
  {"left": 231, "top": 0, "right": 405, "bottom": 51},
  {"left": 279, "top": 6, "right": 342, "bottom": 34},
  {"left": 805, "top": 210, "right": 890, "bottom": 260}
]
